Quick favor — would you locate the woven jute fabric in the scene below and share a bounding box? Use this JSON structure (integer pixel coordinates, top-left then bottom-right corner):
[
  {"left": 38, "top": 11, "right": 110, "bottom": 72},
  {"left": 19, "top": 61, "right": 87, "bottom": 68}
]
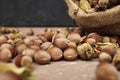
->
[{"left": 65, "top": 0, "right": 120, "bottom": 35}]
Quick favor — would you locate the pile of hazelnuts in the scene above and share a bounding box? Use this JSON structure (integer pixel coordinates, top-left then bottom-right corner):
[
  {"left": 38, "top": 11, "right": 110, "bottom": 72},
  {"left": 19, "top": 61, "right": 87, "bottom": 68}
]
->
[{"left": 1, "top": 27, "right": 120, "bottom": 79}]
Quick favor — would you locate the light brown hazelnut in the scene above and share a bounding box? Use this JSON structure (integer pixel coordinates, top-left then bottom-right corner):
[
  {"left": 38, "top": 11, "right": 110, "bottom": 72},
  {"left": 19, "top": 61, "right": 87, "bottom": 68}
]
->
[
  {"left": 26, "top": 28, "right": 34, "bottom": 36},
  {"left": 67, "top": 41, "right": 77, "bottom": 49},
  {"left": 34, "top": 50, "right": 51, "bottom": 64},
  {"left": 22, "top": 48, "right": 36, "bottom": 58},
  {"left": 87, "top": 33, "right": 103, "bottom": 42},
  {"left": 7, "top": 33, "right": 16, "bottom": 40},
  {"left": 30, "top": 45, "right": 40, "bottom": 51},
  {"left": 0, "top": 48, "right": 12, "bottom": 62},
  {"left": 96, "top": 61, "right": 118, "bottom": 80},
  {"left": 64, "top": 47, "right": 78, "bottom": 60},
  {"left": 44, "top": 28, "right": 53, "bottom": 41},
  {"left": 0, "top": 36, "right": 8, "bottom": 45},
  {"left": 40, "top": 42, "right": 52, "bottom": 50},
  {"left": 99, "top": 52, "right": 112, "bottom": 62},
  {"left": 67, "top": 32, "right": 81, "bottom": 43},
  {"left": 85, "top": 38, "right": 96, "bottom": 45},
  {"left": 36, "top": 34, "right": 48, "bottom": 42},
  {"left": 48, "top": 46, "right": 63, "bottom": 61},
  {"left": 21, "top": 56, "right": 33, "bottom": 67},
  {"left": 102, "top": 36, "right": 111, "bottom": 43},
  {"left": 16, "top": 44, "right": 27, "bottom": 54},
  {"left": 77, "top": 43, "right": 94, "bottom": 60}
]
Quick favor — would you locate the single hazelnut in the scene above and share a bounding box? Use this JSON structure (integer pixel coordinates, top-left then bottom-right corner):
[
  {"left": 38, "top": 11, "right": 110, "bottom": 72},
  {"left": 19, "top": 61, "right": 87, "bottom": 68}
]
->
[
  {"left": 53, "top": 38, "right": 69, "bottom": 50},
  {"left": 34, "top": 50, "right": 51, "bottom": 64},
  {"left": 77, "top": 43, "right": 94, "bottom": 60},
  {"left": 7, "top": 33, "right": 16, "bottom": 40},
  {"left": 14, "top": 54, "right": 23, "bottom": 67},
  {"left": 16, "top": 43, "right": 27, "bottom": 54},
  {"left": 96, "top": 61, "right": 118, "bottom": 80},
  {"left": 44, "top": 28, "right": 53, "bottom": 41},
  {"left": 0, "top": 35, "right": 8, "bottom": 45},
  {"left": 102, "top": 36, "right": 111, "bottom": 43},
  {"left": 0, "top": 48, "right": 12, "bottom": 62},
  {"left": 48, "top": 46, "right": 63, "bottom": 61},
  {"left": 56, "top": 28, "right": 70, "bottom": 37},
  {"left": 36, "top": 34, "right": 48, "bottom": 42},
  {"left": 40, "top": 42, "right": 52, "bottom": 50},
  {"left": 1, "top": 43, "right": 16, "bottom": 58},
  {"left": 67, "top": 41, "right": 77, "bottom": 49},
  {"left": 85, "top": 38, "right": 96, "bottom": 45},
  {"left": 64, "top": 47, "right": 78, "bottom": 60},
  {"left": 21, "top": 56, "right": 33, "bottom": 67},
  {"left": 67, "top": 32, "right": 81, "bottom": 43},
  {"left": 30, "top": 45, "right": 40, "bottom": 51},
  {"left": 22, "top": 48, "right": 36, "bottom": 58},
  {"left": 87, "top": 33, "right": 103, "bottom": 42},
  {"left": 24, "top": 38, "right": 33, "bottom": 46},
  {"left": 26, "top": 28, "right": 34, "bottom": 36},
  {"left": 99, "top": 52, "right": 112, "bottom": 62}
]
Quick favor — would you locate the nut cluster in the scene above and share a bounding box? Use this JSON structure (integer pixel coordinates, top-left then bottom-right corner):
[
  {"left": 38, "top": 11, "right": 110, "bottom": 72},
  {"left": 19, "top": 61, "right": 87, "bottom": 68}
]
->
[
  {"left": 76, "top": 0, "right": 120, "bottom": 13},
  {"left": 0, "top": 27, "right": 120, "bottom": 75}
]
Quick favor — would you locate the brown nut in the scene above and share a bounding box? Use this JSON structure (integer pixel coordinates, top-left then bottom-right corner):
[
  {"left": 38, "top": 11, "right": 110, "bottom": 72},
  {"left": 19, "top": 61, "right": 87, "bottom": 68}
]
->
[
  {"left": 30, "top": 45, "right": 40, "bottom": 51},
  {"left": 22, "top": 48, "right": 36, "bottom": 58},
  {"left": 48, "top": 46, "right": 63, "bottom": 61},
  {"left": 14, "top": 54, "right": 23, "bottom": 67},
  {"left": 26, "top": 28, "right": 34, "bottom": 36},
  {"left": 64, "top": 47, "right": 78, "bottom": 60},
  {"left": 16, "top": 43, "right": 27, "bottom": 54},
  {"left": 102, "top": 36, "right": 111, "bottom": 43},
  {"left": 21, "top": 56, "right": 33, "bottom": 67},
  {"left": 67, "top": 32, "right": 81, "bottom": 43},
  {"left": 34, "top": 50, "right": 51, "bottom": 64},
  {"left": 40, "top": 42, "right": 52, "bottom": 50},
  {"left": 0, "top": 48, "right": 12, "bottom": 62},
  {"left": 96, "top": 61, "right": 118, "bottom": 80},
  {"left": 44, "top": 28, "right": 53, "bottom": 41},
  {"left": 99, "top": 52, "right": 112, "bottom": 62},
  {"left": 0, "top": 36, "right": 8, "bottom": 45},
  {"left": 85, "top": 38, "right": 96, "bottom": 45},
  {"left": 1, "top": 43, "right": 16, "bottom": 58},
  {"left": 87, "top": 33, "right": 103, "bottom": 42}
]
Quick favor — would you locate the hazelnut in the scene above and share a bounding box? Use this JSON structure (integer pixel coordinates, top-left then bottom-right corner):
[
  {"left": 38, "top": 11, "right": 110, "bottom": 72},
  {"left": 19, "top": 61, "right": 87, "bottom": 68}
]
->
[
  {"left": 99, "top": 52, "right": 112, "bottom": 62},
  {"left": 7, "top": 33, "right": 16, "bottom": 40},
  {"left": 36, "top": 34, "right": 48, "bottom": 42},
  {"left": 22, "top": 48, "right": 36, "bottom": 58},
  {"left": 32, "top": 39, "right": 43, "bottom": 46},
  {"left": 34, "top": 50, "right": 51, "bottom": 64},
  {"left": 0, "top": 35, "right": 7, "bottom": 45},
  {"left": 85, "top": 38, "right": 96, "bottom": 45},
  {"left": 1, "top": 43, "right": 16, "bottom": 58},
  {"left": 77, "top": 43, "right": 94, "bottom": 60},
  {"left": 96, "top": 61, "right": 118, "bottom": 80},
  {"left": 64, "top": 47, "right": 78, "bottom": 60},
  {"left": 56, "top": 28, "right": 70, "bottom": 37},
  {"left": 87, "top": 33, "right": 103, "bottom": 42},
  {"left": 44, "top": 28, "right": 53, "bottom": 41},
  {"left": 16, "top": 44, "right": 27, "bottom": 54},
  {"left": 101, "top": 48, "right": 116, "bottom": 57},
  {"left": 30, "top": 45, "right": 40, "bottom": 51},
  {"left": 21, "top": 56, "right": 33, "bottom": 67},
  {"left": 40, "top": 42, "right": 52, "bottom": 50},
  {"left": 14, "top": 54, "right": 23, "bottom": 67},
  {"left": 67, "top": 41, "right": 77, "bottom": 49},
  {"left": 26, "top": 28, "right": 34, "bottom": 36},
  {"left": 0, "top": 48, "right": 12, "bottom": 62},
  {"left": 24, "top": 38, "right": 33, "bottom": 46},
  {"left": 53, "top": 38, "right": 69, "bottom": 50},
  {"left": 48, "top": 46, "right": 63, "bottom": 61},
  {"left": 67, "top": 32, "right": 81, "bottom": 43},
  {"left": 102, "top": 36, "right": 111, "bottom": 43}
]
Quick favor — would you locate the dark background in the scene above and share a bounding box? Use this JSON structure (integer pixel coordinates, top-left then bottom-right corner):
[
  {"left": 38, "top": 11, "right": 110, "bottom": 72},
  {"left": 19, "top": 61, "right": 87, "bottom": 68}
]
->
[{"left": 0, "top": 0, "right": 75, "bottom": 26}]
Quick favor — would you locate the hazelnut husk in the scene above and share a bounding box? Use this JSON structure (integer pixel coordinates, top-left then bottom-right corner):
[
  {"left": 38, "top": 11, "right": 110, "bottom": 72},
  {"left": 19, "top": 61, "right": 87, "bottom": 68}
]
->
[
  {"left": 96, "top": 61, "right": 118, "bottom": 80},
  {"left": 0, "top": 48, "right": 12, "bottom": 62},
  {"left": 77, "top": 43, "right": 94, "bottom": 60},
  {"left": 34, "top": 50, "right": 51, "bottom": 64},
  {"left": 64, "top": 47, "right": 78, "bottom": 60},
  {"left": 47, "top": 46, "right": 63, "bottom": 61}
]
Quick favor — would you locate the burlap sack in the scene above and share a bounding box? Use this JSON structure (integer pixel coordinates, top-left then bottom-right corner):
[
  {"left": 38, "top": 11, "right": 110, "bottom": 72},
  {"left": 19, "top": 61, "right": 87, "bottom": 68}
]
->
[{"left": 65, "top": 0, "right": 120, "bottom": 35}]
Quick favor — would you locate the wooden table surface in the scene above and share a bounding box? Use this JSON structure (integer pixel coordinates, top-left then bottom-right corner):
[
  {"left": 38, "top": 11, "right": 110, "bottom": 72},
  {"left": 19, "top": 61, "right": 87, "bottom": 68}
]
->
[{"left": 18, "top": 27, "right": 120, "bottom": 80}]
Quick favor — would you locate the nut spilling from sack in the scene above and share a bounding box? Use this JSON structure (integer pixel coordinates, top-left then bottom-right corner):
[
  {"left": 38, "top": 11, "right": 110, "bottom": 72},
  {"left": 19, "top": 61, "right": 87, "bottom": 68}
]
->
[{"left": 75, "top": 0, "right": 120, "bottom": 13}]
